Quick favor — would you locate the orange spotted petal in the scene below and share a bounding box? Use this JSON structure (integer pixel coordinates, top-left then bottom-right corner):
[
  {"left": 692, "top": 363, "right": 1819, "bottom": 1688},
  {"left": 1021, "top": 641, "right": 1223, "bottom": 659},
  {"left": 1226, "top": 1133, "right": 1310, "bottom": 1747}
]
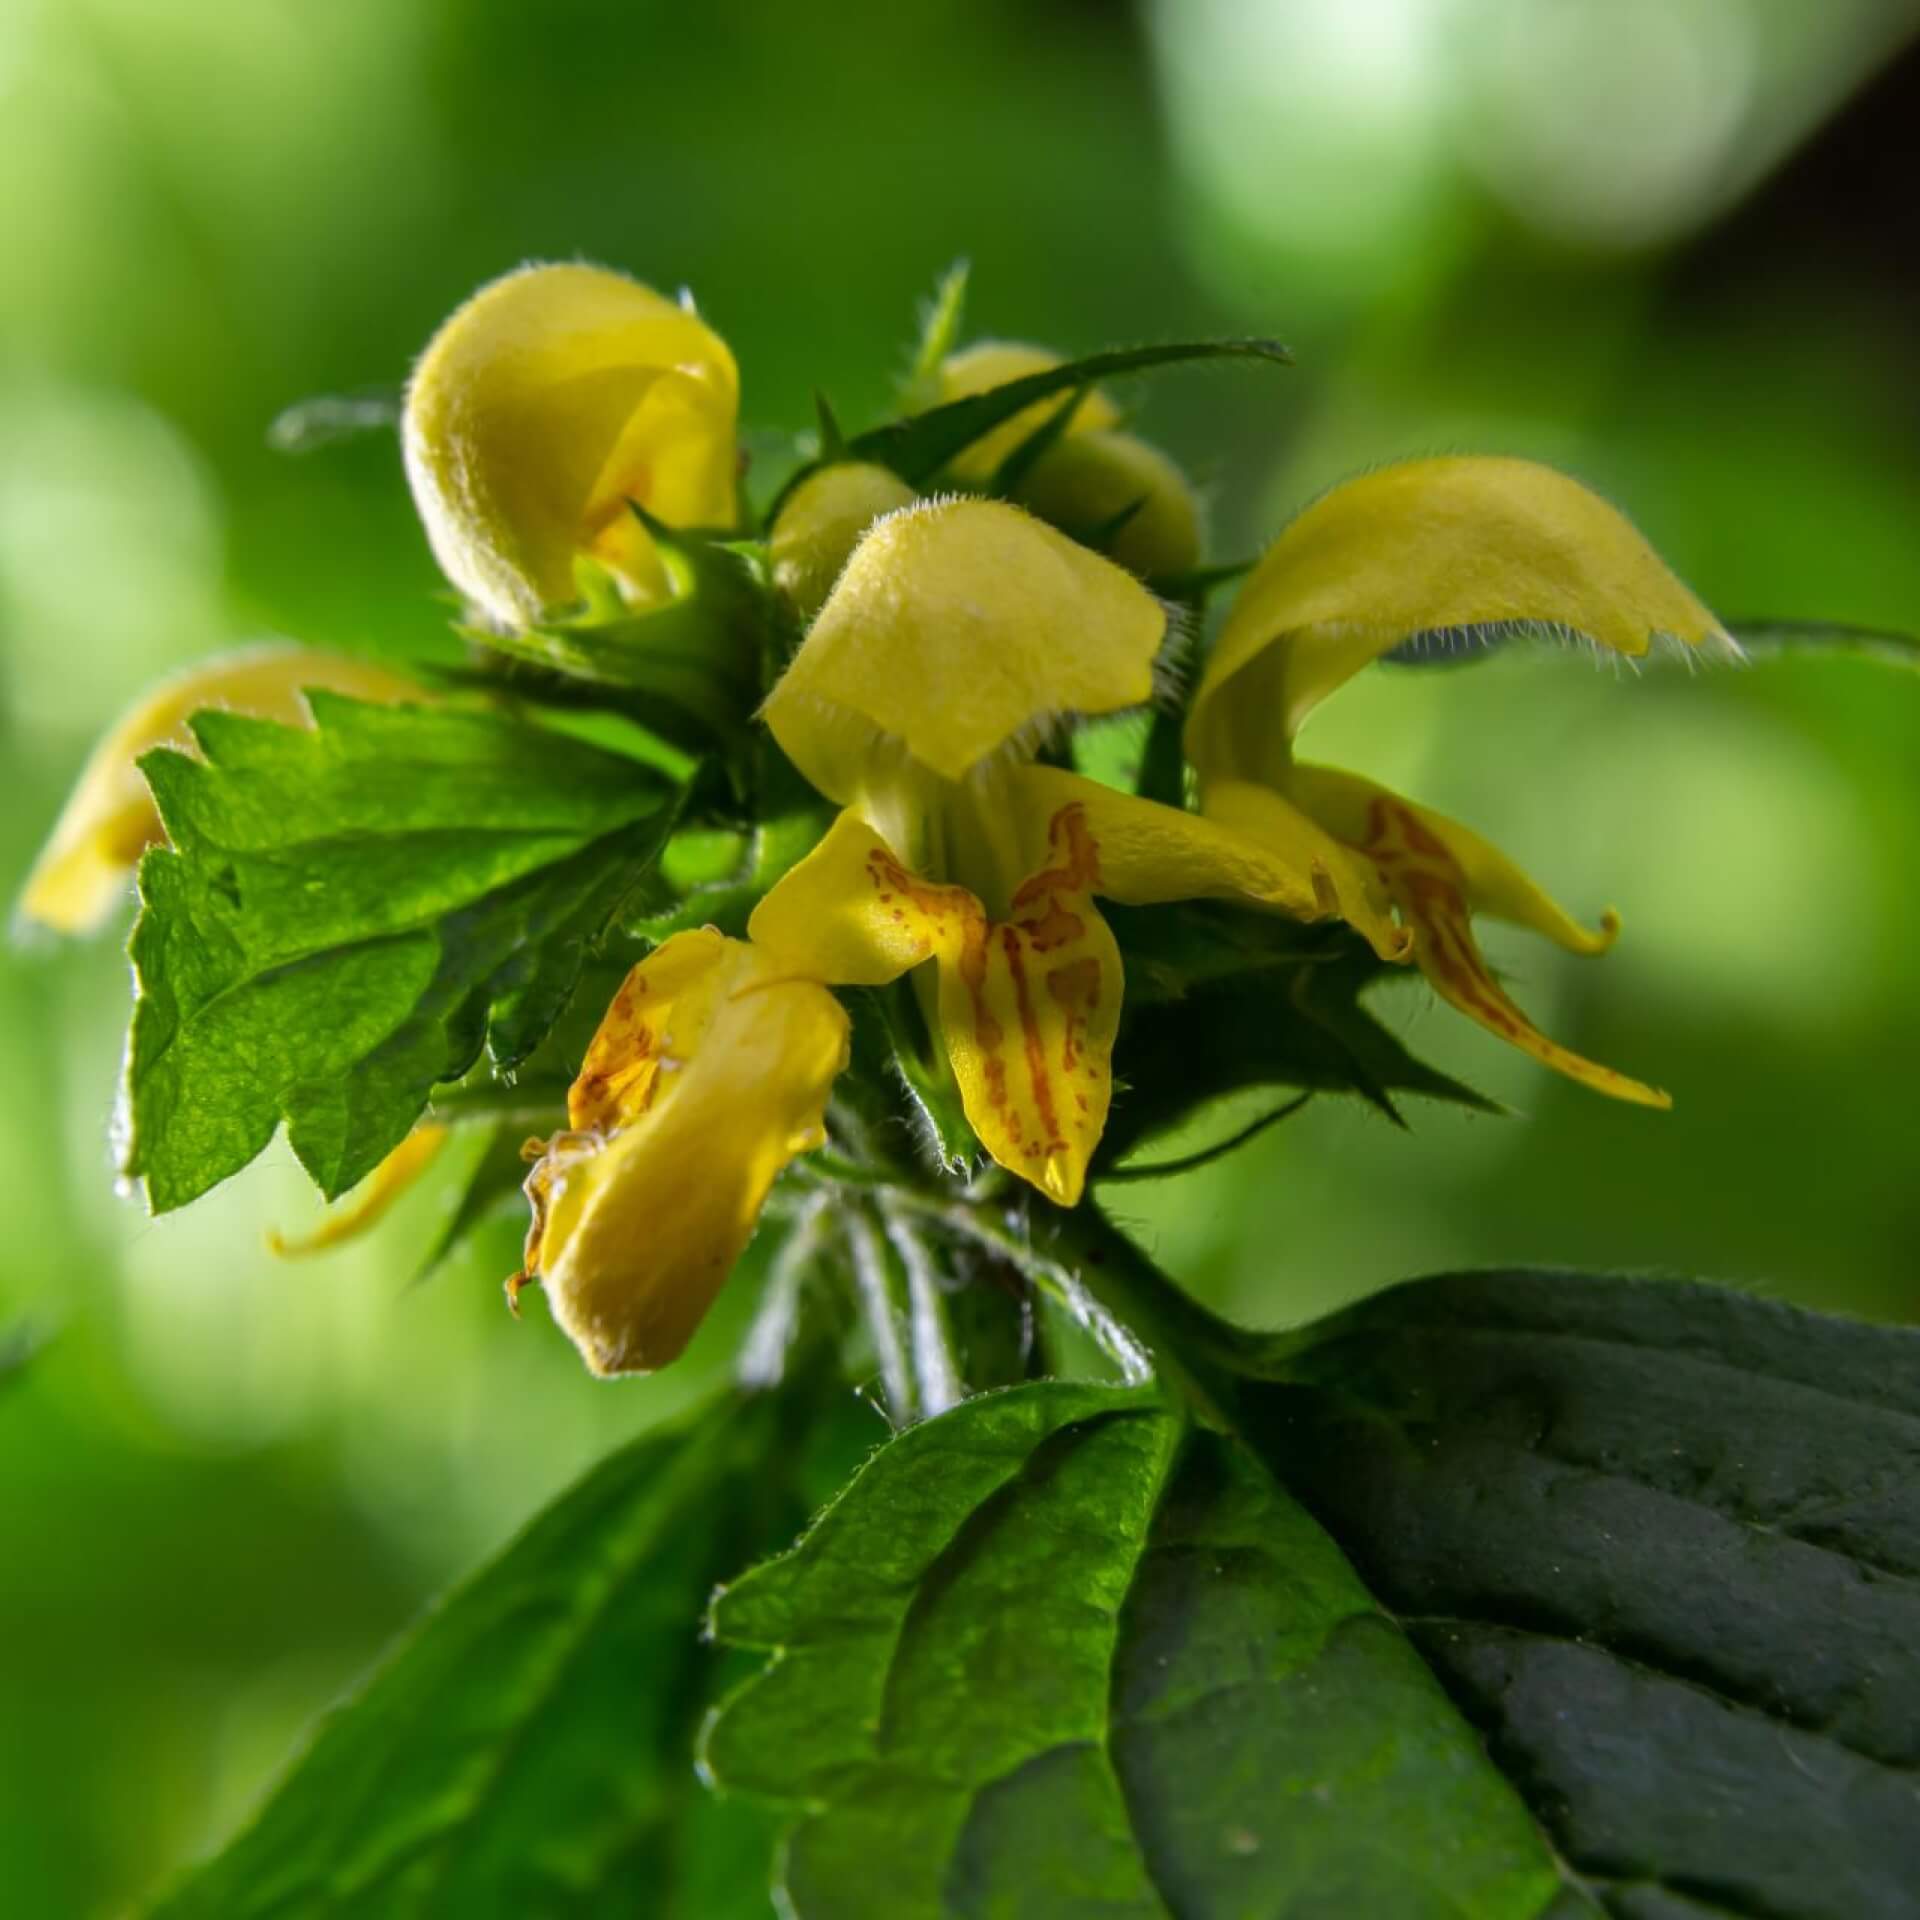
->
[
  {"left": 1295, "top": 771, "right": 1666, "bottom": 1107},
  {"left": 522, "top": 929, "right": 849, "bottom": 1376},
  {"left": 1010, "top": 763, "right": 1410, "bottom": 964},
  {"left": 1285, "top": 764, "right": 1618, "bottom": 958},
  {"left": 751, "top": 804, "right": 1122, "bottom": 1205}
]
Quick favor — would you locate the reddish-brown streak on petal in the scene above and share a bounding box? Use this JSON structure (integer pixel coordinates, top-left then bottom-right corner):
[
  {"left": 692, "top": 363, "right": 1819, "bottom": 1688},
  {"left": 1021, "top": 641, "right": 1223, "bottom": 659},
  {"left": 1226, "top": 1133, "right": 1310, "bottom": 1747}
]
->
[
  {"left": 1046, "top": 957, "right": 1103, "bottom": 1074},
  {"left": 1000, "top": 924, "right": 1066, "bottom": 1153}
]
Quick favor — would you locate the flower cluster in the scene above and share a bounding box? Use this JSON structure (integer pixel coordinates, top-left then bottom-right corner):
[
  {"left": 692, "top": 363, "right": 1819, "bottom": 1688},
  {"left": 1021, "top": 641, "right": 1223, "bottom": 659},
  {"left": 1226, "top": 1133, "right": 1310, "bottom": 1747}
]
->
[{"left": 23, "top": 261, "right": 1732, "bottom": 1378}]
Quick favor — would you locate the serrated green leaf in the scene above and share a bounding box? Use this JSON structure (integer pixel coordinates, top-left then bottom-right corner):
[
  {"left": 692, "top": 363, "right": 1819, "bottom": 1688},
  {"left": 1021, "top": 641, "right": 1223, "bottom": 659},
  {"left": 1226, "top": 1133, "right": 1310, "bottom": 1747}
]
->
[
  {"left": 142, "top": 1372, "right": 894, "bottom": 1918},
  {"left": 124, "top": 695, "right": 679, "bottom": 1212},
  {"left": 849, "top": 338, "right": 1291, "bottom": 487},
  {"left": 1247, "top": 1269, "right": 1920, "bottom": 1920},
  {"left": 704, "top": 1381, "right": 1588, "bottom": 1919}
]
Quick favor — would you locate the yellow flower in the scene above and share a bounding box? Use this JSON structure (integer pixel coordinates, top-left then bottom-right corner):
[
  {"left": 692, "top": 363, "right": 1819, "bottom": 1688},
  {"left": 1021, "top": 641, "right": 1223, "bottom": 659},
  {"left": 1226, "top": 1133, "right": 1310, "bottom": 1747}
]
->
[
  {"left": 516, "top": 929, "right": 848, "bottom": 1377},
  {"left": 18, "top": 643, "right": 424, "bottom": 937},
  {"left": 268, "top": 1124, "right": 450, "bottom": 1257},
  {"left": 403, "top": 262, "right": 739, "bottom": 629},
  {"left": 1186, "top": 455, "right": 1736, "bottom": 1104},
  {"left": 749, "top": 496, "right": 1398, "bottom": 1205}
]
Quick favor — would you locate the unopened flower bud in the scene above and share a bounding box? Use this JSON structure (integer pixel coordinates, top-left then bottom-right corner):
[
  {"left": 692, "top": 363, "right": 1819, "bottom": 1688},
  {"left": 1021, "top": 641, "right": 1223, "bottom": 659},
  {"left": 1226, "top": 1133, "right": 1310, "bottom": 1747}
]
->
[
  {"left": 770, "top": 463, "right": 917, "bottom": 622},
  {"left": 937, "top": 341, "right": 1120, "bottom": 482},
  {"left": 1012, "top": 429, "right": 1203, "bottom": 581},
  {"left": 404, "top": 263, "right": 738, "bottom": 629}
]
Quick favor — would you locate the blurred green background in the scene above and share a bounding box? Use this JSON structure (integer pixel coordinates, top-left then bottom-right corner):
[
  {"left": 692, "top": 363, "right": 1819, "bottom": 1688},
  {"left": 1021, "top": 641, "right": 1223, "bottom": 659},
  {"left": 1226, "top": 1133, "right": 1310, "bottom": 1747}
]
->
[{"left": 3, "top": 0, "right": 1917, "bottom": 1910}]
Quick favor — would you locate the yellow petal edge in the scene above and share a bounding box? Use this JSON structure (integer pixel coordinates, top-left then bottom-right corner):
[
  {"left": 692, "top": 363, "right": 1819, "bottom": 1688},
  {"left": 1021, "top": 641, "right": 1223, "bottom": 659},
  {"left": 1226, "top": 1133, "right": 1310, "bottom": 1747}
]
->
[
  {"left": 403, "top": 262, "right": 738, "bottom": 627},
  {"left": 751, "top": 806, "right": 1120, "bottom": 1205},
  {"left": 1188, "top": 455, "right": 1735, "bottom": 784},
  {"left": 762, "top": 497, "right": 1166, "bottom": 793},
  {"left": 520, "top": 930, "right": 848, "bottom": 1376},
  {"left": 19, "top": 644, "right": 424, "bottom": 937}
]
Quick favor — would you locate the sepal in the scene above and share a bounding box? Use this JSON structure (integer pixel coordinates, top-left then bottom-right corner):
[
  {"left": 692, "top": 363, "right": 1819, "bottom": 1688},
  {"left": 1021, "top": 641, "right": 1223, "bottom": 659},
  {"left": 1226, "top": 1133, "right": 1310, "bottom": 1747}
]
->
[
  {"left": 465, "top": 515, "right": 770, "bottom": 754},
  {"left": 842, "top": 336, "right": 1291, "bottom": 488}
]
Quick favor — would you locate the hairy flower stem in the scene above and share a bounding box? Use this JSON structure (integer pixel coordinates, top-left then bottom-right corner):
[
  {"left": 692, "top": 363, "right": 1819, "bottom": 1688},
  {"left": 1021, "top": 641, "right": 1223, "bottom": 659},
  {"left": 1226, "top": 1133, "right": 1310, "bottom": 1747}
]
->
[
  {"left": 880, "top": 1199, "right": 964, "bottom": 1418},
  {"left": 1024, "top": 1203, "right": 1249, "bottom": 1428},
  {"left": 877, "top": 1187, "right": 1148, "bottom": 1384},
  {"left": 842, "top": 1206, "right": 915, "bottom": 1425},
  {"left": 738, "top": 1190, "right": 834, "bottom": 1389},
  {"left": 847, "top": 1166, "right": 1308, "bottom": 1429}
]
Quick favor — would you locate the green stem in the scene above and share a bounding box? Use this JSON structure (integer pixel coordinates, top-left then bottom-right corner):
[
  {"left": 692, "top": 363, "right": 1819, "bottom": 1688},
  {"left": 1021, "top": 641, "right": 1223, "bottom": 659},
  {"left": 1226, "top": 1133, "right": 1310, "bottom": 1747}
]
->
[
  {"left": 842, "top": 1206, "right": 915, "bottom": 1425},
  {"left": 880, "top": 1188, "right": 1159, "bottom": 1397},
  {"left": 1024, "top": 1202, "right": 1252, "bottom": 1428},
  {"left": 879, "top": 1199, "right": 964, "bottom": 1418},
  {"left": 738, "top": 1191, "right": 834, "bottom": 1390},
  {"left": 854, "top": 1177, "right": 1306, "bottom": 1429},
  {"left": 426, "top": 1075, "right": 570, "bottom": 1127},
  {"left": 792, "top": 1148, "right": 898, "bottom": 1192}
]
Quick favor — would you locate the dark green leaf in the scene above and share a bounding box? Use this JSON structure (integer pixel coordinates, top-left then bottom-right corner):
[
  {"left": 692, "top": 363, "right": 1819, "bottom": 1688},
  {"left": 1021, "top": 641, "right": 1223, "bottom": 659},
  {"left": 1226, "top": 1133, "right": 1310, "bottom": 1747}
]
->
[
  {"left": 1100, "top": 919, "right": 1495, "bottom": 1163},
  {"left": 1248, "top": 1268, "right": 1920, "bottom": 1920},
  {"left": 1097, "top": 1092, "right": 1312, "bottom": 1185},
  {"left": 1130, "top": 706, "right": 1188, "bottom": 809},
  {"left": 704, "top": 1382, "right": 1590, "bottom": 1920},
  {"left": 986, "top": 387, "right": 1086, "bottom": 496},
  {"left": 849, "top": 338, "right": 1291, "bottom": 486},
  {"left": 124, "top": 695, "right": 678, "bottom": 1212},
  {"left": 813, "top": 391, "right": 849, "bottom": 460},
  {"left": 470, "top": 529, "right": 768, "bottom": 755},
  {"left": 145, "top": 1389, "right": 827, "bottom": 1920},
  {"left": 1152, "top": 557, "right": 1258, "bottom": 601},
  {"left": 1105, "top": 902, "right": 1365, "bottom": 1002}
]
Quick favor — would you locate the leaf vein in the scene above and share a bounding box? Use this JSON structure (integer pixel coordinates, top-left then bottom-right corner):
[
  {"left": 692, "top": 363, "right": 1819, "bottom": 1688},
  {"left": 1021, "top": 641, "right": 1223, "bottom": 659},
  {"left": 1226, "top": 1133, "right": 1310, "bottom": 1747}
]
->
[{"left": 1403, "top": 1614, "right": 1919, "bottom": 1780}]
